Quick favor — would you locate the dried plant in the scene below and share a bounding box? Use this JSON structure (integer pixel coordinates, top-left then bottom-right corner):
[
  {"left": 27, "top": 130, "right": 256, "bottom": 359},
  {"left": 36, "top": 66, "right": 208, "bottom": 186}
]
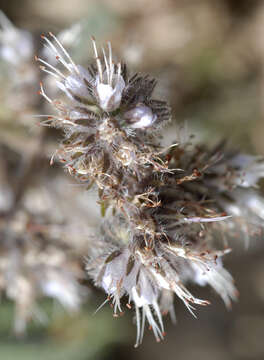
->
[
  {"left": 35, "top": 32, "right": 264, "bottom": 347},
  {"left": 0, "top": 7, "right": 263, "bottom": 346},
  {"left": 0, "top": 13, "right": 88, "bottom": 335}
]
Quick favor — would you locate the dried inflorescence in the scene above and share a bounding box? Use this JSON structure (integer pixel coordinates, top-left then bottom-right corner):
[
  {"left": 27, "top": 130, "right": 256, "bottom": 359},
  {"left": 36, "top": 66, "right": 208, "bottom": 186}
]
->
[
  {"left": 37, "top": 33, "right": 264, "bottom": 346},
  {"left": 0, "top": 11, "right": 38, "bottom": 112},
  {"left": 0, "top": 15, "right": 90, "bottom": 335},
  {"left": 0, "top": 201, "right": 87, "bottom": 335}
]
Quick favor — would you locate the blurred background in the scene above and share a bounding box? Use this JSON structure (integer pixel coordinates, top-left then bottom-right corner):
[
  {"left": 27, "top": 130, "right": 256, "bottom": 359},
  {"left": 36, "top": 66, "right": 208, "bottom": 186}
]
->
[{"left": 0, "top": 0, "right": 264, "bottom": 359}]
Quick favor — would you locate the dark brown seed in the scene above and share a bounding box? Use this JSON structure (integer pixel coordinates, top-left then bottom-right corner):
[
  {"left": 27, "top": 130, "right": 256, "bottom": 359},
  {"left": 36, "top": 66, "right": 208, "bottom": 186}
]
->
[
  {"left": 126, "top": 255, "right": 135, "bottom": 276},
  {"left": 105, "top": 250, "right": 122, "bottom": 264}
]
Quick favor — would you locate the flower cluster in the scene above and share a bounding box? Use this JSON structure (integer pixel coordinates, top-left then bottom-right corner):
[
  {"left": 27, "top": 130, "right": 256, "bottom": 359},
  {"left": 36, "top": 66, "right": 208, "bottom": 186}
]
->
[
  {"left": 0, "top": 184, "right": 87, "bottom": 335},
  {"left": 37, "top": 33, "right": 264, "bottom": 346},
  {"left": 0, "top": 11, "right": 37, "bottom": 112},
  {"left": 0, "top": 15, "right": 89, "bottom": 334}
]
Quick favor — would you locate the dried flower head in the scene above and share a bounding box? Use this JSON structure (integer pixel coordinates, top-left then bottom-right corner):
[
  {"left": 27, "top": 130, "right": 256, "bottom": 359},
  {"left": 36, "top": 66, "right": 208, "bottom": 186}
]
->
[{"left": 37, "top": 33, "right": 264, "bottom": 346}]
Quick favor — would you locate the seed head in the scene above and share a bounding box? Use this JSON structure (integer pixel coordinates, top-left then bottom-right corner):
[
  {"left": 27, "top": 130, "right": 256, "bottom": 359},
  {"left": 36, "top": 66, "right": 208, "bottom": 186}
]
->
[{"left": 37, "top": 33, "right": 264, "bottom": 346}]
